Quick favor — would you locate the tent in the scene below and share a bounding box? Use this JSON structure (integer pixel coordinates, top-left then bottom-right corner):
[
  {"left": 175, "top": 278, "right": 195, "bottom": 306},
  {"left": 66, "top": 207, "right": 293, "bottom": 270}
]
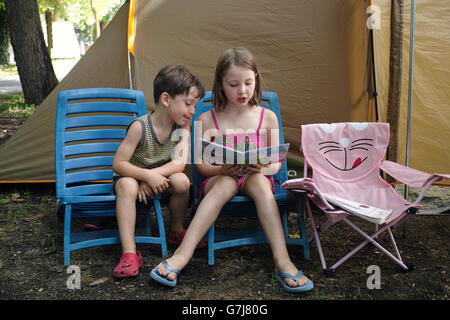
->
[{"left": 0, "top": 0, "right": 448, "bottom": 183}]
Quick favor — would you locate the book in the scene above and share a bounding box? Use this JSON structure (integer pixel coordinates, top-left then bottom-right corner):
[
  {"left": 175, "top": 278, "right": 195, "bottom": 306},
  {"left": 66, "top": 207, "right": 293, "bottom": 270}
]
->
[{"left": 199, "top": 138, "right": 289, "bottom": 167}]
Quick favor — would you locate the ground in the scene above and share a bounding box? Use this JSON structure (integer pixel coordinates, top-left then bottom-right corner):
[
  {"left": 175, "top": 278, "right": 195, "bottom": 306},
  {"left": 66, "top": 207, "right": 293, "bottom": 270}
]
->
[
  {"left": 0, "top": 114, "right": 449, "bottom": 302},
  {"left": 0, "top": 182, "right": 448, "bottom": 301}
]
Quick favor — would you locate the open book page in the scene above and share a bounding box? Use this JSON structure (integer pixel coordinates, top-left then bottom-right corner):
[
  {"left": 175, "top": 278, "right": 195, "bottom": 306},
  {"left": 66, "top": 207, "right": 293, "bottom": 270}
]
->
[
  {"left": 322, "top": 193, "right": 392, "bottom": 224},
  {"left": 200, "top": 138, "right": 289, "bottom": 167}
]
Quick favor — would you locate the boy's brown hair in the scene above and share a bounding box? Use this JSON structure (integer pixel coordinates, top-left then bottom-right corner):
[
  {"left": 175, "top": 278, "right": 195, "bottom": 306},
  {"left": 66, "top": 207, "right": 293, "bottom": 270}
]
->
[
  {"left": 153, "top": 65, "right": 205, "bottom": 104},
  {"left": 212, "top": 47, "right": 262, "bottom": 111}
]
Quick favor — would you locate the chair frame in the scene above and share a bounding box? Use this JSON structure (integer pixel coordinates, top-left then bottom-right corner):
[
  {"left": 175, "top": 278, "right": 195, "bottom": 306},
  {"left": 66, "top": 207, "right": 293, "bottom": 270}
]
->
[
  {"left": 191, "top": 90, "right": 310, "bottom": 265},
  {"left": 55, "top": 88, "right": 168, "bottom": 266}
]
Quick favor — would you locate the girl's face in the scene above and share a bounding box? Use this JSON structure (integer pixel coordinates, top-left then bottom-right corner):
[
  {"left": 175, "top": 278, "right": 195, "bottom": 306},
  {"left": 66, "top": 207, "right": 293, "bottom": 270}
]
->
[{"left": 222, "top": 65, "right": 256, "bottom": 107}]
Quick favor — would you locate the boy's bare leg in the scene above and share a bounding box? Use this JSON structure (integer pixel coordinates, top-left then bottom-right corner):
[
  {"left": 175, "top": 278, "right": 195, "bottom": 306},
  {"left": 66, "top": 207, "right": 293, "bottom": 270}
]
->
[
  {"left": 167, "top": 173, "right": 191, "bottom": 234},
  {"left": 115, "top": 177, "right": 140, "bottom": 254},
  {"left": 240, "top": 173, "right": 309, "bottom": 288},
  {"left": 156, "top": 175, "right": 239, "bottom": 280}
]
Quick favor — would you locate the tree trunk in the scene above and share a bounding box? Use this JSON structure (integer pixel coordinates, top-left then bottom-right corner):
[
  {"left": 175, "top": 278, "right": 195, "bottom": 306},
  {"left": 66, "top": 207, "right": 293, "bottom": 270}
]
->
[
  {"left": 5, "top": 0, "right": 58, "bottom": 105},
  {"left": 0, "top": 4, "right": 9, "bottom": 65},
  {"left": 90, "top": 0, "right": 100, "bottom": 39},
  {"left": 45, "top": 9, "right": 53, "bottom": 59}
]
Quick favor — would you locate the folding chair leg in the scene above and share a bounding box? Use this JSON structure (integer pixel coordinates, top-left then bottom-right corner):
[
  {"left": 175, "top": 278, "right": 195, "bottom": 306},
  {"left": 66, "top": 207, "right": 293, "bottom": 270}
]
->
[{"left": 335, "top": 218, "right": 409, "bottom": 271}]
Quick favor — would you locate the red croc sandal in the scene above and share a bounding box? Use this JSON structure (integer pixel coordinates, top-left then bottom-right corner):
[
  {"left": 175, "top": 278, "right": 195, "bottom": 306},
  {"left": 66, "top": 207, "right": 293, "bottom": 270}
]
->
[
  {"left": 167, "top": 230, "right": 207, "bottom": 249},
  {"left": 113, "top": 250, "right": 142, "bottom": 278}
]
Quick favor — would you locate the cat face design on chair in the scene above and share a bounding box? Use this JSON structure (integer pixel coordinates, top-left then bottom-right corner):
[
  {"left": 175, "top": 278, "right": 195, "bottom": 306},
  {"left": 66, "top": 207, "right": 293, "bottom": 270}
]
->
[
  {"left": 318, "top": 122, "right": 373, "bottom": 172},
  {"left": 302, "top": 122, "right": 390, "bottom": 181}
]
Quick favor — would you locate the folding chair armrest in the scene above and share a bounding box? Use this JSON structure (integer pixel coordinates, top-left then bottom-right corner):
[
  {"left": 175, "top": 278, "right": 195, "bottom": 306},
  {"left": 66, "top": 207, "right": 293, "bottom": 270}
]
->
[
  {"left": 281, "top": 178, "right": 335, "bottom": 210},
  {"left": 380, "top": 160, "right": 449, "bottom": 188},
  {"left": 381, "top": 160, "right": 450, "bottom": 206}
]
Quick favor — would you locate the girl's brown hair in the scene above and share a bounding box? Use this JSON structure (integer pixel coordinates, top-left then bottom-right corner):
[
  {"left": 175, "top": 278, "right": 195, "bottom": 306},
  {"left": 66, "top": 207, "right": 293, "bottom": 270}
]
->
[{"left": 212, "top": 47, "right": 262, "bottom": 111}]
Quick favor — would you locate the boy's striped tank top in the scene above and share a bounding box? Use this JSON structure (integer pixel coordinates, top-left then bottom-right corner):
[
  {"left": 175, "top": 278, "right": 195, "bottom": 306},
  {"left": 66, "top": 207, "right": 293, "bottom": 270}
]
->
[{"left": 113, "top": 112, "right": 179, "bottom": 179}]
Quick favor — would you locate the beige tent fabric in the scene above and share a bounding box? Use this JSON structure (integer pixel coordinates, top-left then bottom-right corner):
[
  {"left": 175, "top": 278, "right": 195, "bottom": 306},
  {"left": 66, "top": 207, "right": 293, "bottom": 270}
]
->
[
  {"left": 0, "top": 0, "right": 448, "bottom": 182},
  {"left": 0, "top": 3, "right": 131, "bottom": 181},
  {"left": 133, "top": 0, "right": 375, "bottom": 166},
  {"left": 374, "top": 0, "right": 450, "bottom": 175}
]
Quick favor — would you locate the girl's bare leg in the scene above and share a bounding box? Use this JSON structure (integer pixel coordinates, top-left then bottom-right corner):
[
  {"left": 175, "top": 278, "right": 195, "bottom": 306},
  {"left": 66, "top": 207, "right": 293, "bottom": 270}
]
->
[
  {"left": 240, "top": 173, "right": 309, "bottom": 287},
  {"left": 156, "top": 175, "right": 239, "bottom": 280}
]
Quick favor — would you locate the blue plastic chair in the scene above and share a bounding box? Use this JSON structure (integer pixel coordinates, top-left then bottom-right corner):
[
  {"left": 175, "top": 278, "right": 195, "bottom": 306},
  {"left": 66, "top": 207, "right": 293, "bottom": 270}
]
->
[
  {"left": 55, "top": 88, "right": 168, "bottom": 266},
  {"left": 191, "top": 91, "right": 310, "bottom": 265}
]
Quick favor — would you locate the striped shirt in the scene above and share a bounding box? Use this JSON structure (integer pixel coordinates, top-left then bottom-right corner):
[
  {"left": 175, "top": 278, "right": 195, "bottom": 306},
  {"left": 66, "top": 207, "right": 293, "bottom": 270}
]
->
[{"left": 113, "top": 112, "right": 179, "bottom": 179}]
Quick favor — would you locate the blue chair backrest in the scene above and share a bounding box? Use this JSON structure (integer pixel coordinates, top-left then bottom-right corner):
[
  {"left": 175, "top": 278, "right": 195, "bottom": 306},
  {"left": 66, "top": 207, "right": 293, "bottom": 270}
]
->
[
  {"left": 191, "top": 90, "right": 288, "bottom": 200},
  {"left": 55, "top": 88, "right": 147, "bottom": 200}
]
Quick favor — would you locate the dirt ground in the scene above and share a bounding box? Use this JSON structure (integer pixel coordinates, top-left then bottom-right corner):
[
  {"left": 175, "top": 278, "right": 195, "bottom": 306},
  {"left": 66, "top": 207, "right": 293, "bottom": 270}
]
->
[
  {"left": 0, "top": 183, "right": 449, "bottom": 302},
  {"left": 0, "top": 115, "right": 449, "bottom": 303}
]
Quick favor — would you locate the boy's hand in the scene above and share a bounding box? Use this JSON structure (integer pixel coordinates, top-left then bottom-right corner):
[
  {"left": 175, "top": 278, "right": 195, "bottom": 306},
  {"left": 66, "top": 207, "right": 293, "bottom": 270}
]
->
[
  {"left": 220, "top": 164, "right": 243, "bottom": 178},
  {"left": 139, "top": 172, "right": 170, "bottom": 202}
]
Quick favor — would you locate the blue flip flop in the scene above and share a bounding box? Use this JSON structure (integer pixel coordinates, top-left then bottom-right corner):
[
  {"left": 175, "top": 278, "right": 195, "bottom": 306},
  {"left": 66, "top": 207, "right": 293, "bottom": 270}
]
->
[
  {"left": 274, "top": 270, "right": 314, "bottom": 293},
  {"left": 150, "top": 260, "right": 180, "bottom": 287}
]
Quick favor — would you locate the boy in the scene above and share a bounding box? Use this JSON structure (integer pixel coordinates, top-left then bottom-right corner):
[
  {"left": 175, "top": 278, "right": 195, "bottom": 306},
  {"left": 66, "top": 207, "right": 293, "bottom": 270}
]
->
[{"left": 112, "top": 65, "right": 205, "bottom": 278}]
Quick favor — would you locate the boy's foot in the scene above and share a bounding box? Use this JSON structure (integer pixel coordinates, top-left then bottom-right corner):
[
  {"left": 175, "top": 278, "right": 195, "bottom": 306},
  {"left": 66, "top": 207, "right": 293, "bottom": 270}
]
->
[
  {"left": 114, "top": 251, "right": 142, "bottom": 278},
  {"left": 167, "top": 229, "right": 207, "bottom": 249}
]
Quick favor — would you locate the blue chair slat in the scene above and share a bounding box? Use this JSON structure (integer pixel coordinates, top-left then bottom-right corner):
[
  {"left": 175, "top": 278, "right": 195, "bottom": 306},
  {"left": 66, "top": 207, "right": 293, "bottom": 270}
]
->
[
  {"left": 65, "top": 156, "right": 114, "bottom": 171},
  {"left": 63, "top": 87, "right": 144, "bottom": 100},
  {"left": 192, "top": 90, "right": 309, "bottom": 265},
  {"left": 64, "top": 142, "right": 121, "bottom": 157},
  {"left": 65, "top": 184, "right": 113, "bottom": 196},
  {"left": 55, "top": 88, "right": 167, "bottom": 266},
  {"left": 64, "top": 115, "right": 136, "bottom": 129},
  {"left": 64, "top": 170, "right": 114, "bottom": 185},
  {"left": 66, "top": 101, "right": 140, "bottom": 114},
  {"left": 64, "top": 129, "right": 126, "bottom": 143}
]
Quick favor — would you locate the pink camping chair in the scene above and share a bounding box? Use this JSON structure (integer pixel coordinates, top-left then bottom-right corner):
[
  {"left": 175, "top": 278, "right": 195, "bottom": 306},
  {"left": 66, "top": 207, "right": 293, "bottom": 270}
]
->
[{"left": 282, "top": 122, "right": 449, "bottom": 277}]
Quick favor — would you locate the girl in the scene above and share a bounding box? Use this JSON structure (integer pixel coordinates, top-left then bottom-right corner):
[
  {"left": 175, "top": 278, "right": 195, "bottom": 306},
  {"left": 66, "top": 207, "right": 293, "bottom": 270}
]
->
[{"left": 151, "top": 47, "right": 313, "bottom": 293}]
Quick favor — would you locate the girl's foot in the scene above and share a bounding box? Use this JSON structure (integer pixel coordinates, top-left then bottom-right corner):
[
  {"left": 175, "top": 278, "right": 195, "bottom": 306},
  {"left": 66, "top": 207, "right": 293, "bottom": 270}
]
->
[
  {"left": 274, "top": 261, "right": 310, "bottom": 288},
  {"left": 154, "top": 254, "right": 188, "bottom": 282}
]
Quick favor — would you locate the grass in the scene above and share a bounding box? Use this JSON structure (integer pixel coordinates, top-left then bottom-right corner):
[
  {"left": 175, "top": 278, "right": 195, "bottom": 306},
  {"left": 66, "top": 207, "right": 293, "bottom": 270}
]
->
[
  {"left": 0, "top": 64, "right": 18, "bottom": 77},
  {"left": 0, "top": 92, "right": 36, "bottom": 118}
]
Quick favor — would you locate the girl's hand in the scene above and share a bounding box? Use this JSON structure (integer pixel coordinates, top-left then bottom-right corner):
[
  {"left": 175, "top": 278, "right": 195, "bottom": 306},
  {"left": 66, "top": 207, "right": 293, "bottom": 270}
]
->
[
  {"left": 220, "top": 164, "right": 243, "bottom": 178},
  {"left": 243, "top": 163, "right": 269, "bottom": 175}
]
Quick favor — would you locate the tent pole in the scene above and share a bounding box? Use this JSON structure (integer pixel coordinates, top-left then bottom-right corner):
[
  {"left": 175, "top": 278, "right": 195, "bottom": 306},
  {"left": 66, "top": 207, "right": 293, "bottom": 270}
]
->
[
  {"left": 367, "top": 0, "right": 379, "bottom": 121},
  {"left": 403, "top": 0, "right": 416, "bottom": 237},
  {"left": 370, "top": 28, "right": 379, "bottom": 121},
  {"left": 127, "top": 50, "right": 133, "bottom": 90},
  {"left": 404, "top": 0, "right": 416, "bottom": 200}
]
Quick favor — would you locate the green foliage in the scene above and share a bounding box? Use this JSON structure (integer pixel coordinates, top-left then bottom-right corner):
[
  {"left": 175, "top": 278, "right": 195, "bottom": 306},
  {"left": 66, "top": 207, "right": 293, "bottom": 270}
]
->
[
  {"left": 0, "top": 0, "right": 9, "bottom": 65},
  {"left": 45, "top": 0, "right": 125, "bottom": 44},
  {"left": 0, "top": 92, "right": 37, "bottom": 118}
]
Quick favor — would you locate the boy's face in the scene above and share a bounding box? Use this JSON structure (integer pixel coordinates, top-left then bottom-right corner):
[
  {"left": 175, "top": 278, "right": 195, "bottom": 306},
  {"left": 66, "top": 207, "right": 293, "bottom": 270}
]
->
[{"left": 166, "top": 86, "right": 200, "bottom": 126}]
